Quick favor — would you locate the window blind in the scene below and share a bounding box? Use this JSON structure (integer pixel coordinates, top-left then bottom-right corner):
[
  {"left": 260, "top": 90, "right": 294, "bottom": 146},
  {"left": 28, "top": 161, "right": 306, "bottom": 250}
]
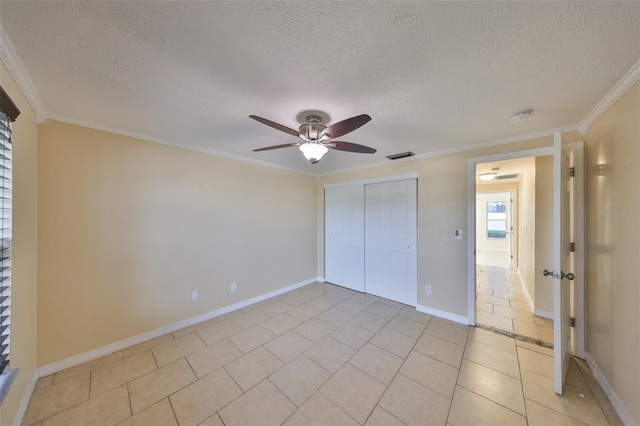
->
[
  {"left": 0, "top": 111, "right": 12, "bottom": 375},
  {"left": 0, "top": 86, "right": 18, "bottom": 377}
]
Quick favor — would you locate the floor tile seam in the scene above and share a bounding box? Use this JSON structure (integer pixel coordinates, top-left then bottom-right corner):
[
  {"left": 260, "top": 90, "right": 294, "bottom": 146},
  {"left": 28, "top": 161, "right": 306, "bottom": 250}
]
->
[
  {"left": 23, "top": 384, "right": 87, "bottom": 425},
  {"left": 269, "top": 362, "right": 333, "bottom": 410},
  {"left": 35, "top": 381, "right": 122, "bottom": 425},
  {"left": 265, "top": 374, "right": 319, "bottom": 414},
  {"left": 346, "top": 356, "right": 395, "bottom": 388},
  {"left": 325, "top": 364, "right": 396, "bottom": 426},
  {"left": 443, "top": 329, "right": 472, "bottom": 425},
  {"left": 50, "top": 351, "right": 126, "bottom": 387},
  {"left": 462, "top": 349, "right": 522, "bottom": 380},
  {"left": 522, "top": 396, "right": 593, "bottom": 426},
  {"left": 462, "top": 356, "right": 526, "bottom": 385},
  {"left": 421, "top": 328, "right": 466, "bottom": 347},
  {"left": 124, "top": 383, "right": 134, "bottom": 421},
  {"left": 513, "top": 332, "right": 530, "bottom": 421},
  {"left": 571, "top": 358, "right": 617, "bottom": 426},
  {"left": 466, "top": 333, "right": 518, "bottom": 356},
  {"left": 454, "top": 382, "right": 528, "bottom": 420}
]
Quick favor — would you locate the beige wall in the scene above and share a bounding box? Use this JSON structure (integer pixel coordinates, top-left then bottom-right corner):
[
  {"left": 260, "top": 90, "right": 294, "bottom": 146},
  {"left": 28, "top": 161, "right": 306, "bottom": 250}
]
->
[
  {"left": 534, "top": 156, "right": 553, "bottom": 313},
  {"left": 0, "top": 62, "right": 39, "bottom": 425},
  {"left": 517, "top": 159, "right": 536, "bottom": 302},
  {"left": 37, "top": 121, "right": 317, "bottom": 365},
  {"left": 317, "top": 136, "right": 552, "bottom": 317},
  {"left": 575, "top": 80, "right": 640, "bottom": 423}
]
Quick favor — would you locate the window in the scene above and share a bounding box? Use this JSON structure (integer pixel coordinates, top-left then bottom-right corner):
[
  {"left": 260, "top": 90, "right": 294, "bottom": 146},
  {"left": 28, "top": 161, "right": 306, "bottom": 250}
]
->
[
  {"left": 0, "top": 86, "right": 19, "bottom": 404},
  {"left": 487, "top": 201, "right": 507, "bottom": 239}
]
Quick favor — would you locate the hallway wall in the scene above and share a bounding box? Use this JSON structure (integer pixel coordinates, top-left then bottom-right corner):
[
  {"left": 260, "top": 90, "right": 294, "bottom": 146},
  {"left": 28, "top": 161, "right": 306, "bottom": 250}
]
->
[{"left": 569, "top": 80, "right": 640, "bottom": 424}]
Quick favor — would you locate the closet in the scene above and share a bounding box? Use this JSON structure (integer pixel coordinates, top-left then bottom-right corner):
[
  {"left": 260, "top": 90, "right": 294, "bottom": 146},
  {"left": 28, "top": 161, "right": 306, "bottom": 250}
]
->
[{"left": 325, "top": 177, "right": 417, "bottom": 306}]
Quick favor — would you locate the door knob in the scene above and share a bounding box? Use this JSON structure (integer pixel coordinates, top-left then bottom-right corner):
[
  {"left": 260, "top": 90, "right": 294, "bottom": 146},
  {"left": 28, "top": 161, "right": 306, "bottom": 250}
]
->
[{"left": 543, "top": 269, "right": 574, "bottom": 280}]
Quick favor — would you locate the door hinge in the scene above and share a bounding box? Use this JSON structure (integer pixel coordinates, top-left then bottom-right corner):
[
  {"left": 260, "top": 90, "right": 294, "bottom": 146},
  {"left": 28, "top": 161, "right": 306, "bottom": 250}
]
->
[
  {"left": 569, "top": 167, "right": 575, "bottom": 177},
  {"left": 569, "top": 317, "right": 576, "bottom": 327},
  {"left": 569, "top": 242, "right": 575, "bottom": 252}
]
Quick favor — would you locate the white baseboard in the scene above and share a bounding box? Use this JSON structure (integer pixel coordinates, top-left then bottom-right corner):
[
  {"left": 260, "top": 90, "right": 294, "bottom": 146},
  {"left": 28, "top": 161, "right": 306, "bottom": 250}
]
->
[
  {"left": 316, "top": 276, "right": 325, "bottom": 283},
  {"left": 38, "top": 277, "right": 317, "bottom": 377},
  {"left": 533, "top": 309, "right": 553, "bottom": 320},
  {"left": 416, "top": 305, "right": 469, "bottom": 326},
  {"left": 14, "top": 369, "right": 39, "bottom": 426},
  {"left": 585, "top": 352, "right": 634, "bottom": 426}
]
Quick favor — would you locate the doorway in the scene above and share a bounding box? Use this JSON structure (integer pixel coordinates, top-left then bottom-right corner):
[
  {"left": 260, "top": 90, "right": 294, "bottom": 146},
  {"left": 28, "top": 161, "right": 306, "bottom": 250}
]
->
[{"left": 471, "top": 154, "right": 556, "bottom": 345}]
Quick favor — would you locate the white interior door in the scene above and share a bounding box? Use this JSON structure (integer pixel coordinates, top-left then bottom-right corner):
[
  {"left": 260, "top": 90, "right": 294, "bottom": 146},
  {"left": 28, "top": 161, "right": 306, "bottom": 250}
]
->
[
  {"left": 325, "top": 185, "right": 365, "bottom": 292},
  {"left": 365, "top": 179, "right": 417, "bottom": 306},
  {"left": 553, "top": 132, "right": 573, "bottom": 394}
]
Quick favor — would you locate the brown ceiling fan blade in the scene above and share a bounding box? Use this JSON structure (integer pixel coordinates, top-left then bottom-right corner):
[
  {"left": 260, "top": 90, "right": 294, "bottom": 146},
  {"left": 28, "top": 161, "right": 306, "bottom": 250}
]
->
[
  {"left": 253, "top": 143, "right": 300, "bottom": 152},
  {"left": 328, "top": 141, "right": 376, "bottom": 154},
  {"left": 323, "top": 114, "right": 371, "bottom": 138},
  {"left": 249, "top": 115, "right": 300, "bottom": 137}
]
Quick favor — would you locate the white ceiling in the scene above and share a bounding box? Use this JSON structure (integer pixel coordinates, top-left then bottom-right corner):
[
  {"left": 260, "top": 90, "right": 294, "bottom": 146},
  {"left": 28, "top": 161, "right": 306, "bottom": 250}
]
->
[{"left": 1, "top": 1, "right": 639, "bottom": 176}]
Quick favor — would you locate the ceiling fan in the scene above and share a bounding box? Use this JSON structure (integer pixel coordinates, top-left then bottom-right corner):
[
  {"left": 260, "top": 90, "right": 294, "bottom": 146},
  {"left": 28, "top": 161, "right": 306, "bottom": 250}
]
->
[{"left": 249, "top": 113, "right": 376, "bottom": 164}]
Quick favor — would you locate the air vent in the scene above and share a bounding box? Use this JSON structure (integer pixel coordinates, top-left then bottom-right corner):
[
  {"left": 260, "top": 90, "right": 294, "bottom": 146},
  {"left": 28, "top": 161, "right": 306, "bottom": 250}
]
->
[
  {"left": 495, "top": 173, "right": 519, "bottom": 180},
  {"left": 386, "top": 151, "right": 414, "bottom": 160}
]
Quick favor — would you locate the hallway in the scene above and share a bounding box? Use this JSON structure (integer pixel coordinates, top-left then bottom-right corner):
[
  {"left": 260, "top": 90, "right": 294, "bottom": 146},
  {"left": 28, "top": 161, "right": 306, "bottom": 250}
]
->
[{"left": 476, "top": 266, "right": 554, "bottom": 345}]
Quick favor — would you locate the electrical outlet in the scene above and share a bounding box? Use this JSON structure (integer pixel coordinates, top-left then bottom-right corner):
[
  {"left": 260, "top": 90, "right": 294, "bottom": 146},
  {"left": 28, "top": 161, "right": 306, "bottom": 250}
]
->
[
  {"left": 425, "top": 285, "right": 432, "bottom": 295},
  {"left": 231, "top": 282, "right": 238, "bottom": 292},
  {"left": 191, "top": 290, "right": 199, "bottom": 301}
]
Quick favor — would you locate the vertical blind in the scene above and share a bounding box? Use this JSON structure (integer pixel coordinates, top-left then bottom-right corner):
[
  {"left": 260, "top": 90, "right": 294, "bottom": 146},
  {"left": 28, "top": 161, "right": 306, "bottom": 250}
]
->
[{"left": 0, "top": 110, "right": 12, "bottom": 374}]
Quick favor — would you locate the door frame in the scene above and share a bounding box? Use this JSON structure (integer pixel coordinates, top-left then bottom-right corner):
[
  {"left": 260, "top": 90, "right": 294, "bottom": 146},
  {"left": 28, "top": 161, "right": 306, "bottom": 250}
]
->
[
  {"left": 467, "top": 146, "right": 554, "bottom": 327},
  {"left": 467, "top": 144, "right": 585, "bottom": 357}
]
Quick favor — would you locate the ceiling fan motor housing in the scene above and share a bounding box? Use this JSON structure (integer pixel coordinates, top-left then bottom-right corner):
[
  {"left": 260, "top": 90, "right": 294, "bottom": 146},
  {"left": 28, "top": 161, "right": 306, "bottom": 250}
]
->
[{"left": 299, "top": 115, "right": 327, "bottom": 141}]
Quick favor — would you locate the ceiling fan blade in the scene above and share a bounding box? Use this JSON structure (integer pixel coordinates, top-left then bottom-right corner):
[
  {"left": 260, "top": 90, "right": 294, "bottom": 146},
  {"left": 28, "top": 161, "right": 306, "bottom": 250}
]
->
[
  {"left": 249, "top": 115, "right": 300, "bottom": 137},
  {"left": 323, "top": 114, "right": 371, "bottom": 138},
  {"left": 253, "top": 143, "right": 300, "bottom": 152},
  {"left": 328, "top": 141, "right": 376, "bottom": 154}
]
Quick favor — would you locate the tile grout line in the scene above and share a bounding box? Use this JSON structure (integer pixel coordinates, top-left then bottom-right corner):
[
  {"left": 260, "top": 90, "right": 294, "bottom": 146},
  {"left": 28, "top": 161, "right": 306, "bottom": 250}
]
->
[{"left": 443, "top": 320, "right": 470, "bottom": 425}]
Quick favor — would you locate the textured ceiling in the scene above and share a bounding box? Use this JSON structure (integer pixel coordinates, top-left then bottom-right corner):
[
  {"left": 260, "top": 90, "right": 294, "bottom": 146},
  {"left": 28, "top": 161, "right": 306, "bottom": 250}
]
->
[{"left": 1, "top": 1, "right": 639, "bottom": 176}]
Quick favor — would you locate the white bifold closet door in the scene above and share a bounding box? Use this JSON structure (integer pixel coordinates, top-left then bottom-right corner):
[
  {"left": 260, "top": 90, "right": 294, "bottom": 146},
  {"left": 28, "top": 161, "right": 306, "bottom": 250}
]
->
[
  {"left": 325, "top": 184, "right": 365, "bottom": 292},
  {"left": 325, "top": 179, "right": 417, "bottom": 306},
  {"left": 365, "top": 179, "right": 417, "bottom": 306}
]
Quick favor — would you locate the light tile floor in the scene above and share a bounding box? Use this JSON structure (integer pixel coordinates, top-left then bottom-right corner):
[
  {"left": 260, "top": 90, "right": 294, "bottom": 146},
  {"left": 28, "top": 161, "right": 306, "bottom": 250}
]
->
[
  {"left": 24, "top": 282, "right": 621, "bottom": 426},
  {"left": 476, "top": 265, "right": 554, "bottom": 344}
]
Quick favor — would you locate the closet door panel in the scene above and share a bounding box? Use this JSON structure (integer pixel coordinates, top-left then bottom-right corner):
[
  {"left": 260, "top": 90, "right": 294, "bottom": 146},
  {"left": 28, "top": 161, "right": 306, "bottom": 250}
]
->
[
  {"left": 365, "top": 179, "right": 417, "bottom": 305},
  {"left": 325, "top": 185, "right": 365, "bottom": 292}
]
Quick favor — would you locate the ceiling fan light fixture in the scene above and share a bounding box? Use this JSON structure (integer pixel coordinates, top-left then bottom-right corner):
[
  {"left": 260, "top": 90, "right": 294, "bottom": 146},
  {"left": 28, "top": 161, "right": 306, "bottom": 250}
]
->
[{"left": 299, "top": 142, "right": 328, "bottom": 163}]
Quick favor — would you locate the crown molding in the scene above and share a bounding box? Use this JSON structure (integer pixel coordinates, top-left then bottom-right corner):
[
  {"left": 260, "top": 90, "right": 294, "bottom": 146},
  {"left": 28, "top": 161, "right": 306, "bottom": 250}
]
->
[
  {"left": 46, "top": 112, "right": 315, "bottom": 177},
  {"left": 318, "top": 124, "right": 581, "bottom": 177},
  {"left": 0, "top": 24, "right": 47, "bottom": 123},
  {"left": 579, "top": 57, "right": 640, "bottom": 134}
]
